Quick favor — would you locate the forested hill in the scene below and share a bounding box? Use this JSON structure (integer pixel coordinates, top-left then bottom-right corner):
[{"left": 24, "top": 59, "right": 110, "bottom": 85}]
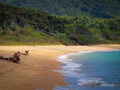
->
[
  {"left": 0, "top": 0, "right": 120, "bottom": 18},
  {"left": 0, "top": 3, "right": 120, "bottom": 45},
  {"left": 0, "top": 3, "right": 65, "bottom": 45}
]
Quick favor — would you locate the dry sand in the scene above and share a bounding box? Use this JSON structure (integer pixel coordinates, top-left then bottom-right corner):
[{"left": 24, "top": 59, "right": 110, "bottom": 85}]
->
[{"left": 0, "top": 44, "right": 120, "bottom": 90}]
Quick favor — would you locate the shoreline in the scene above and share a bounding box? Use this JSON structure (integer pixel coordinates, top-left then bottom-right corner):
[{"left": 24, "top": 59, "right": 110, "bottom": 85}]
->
[
  {"left": 0, "top": 44, "right": 120, "bottom": 90},
  {"left": 56, "top": 48, "right": 120, "bottom": 71},
  {"left": 55, "top": 48, "right": 120, "bottom": 89},
  {"left": 56, "top": 48, "right": 120, "bottom": 77}
]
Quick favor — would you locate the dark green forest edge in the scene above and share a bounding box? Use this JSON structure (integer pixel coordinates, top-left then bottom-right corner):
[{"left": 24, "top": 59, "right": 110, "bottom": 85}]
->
[
  {"left": 1, "top": 0, "right": 120, "bottom": 18},
  {"left": 0, "top": 3, "right": 120, "bottom": 45}
]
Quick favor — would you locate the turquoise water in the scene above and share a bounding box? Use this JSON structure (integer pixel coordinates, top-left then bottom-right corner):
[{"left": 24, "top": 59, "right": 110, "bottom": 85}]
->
[{"left": 55, "top": 50, "right": 120, "bottom": 90}]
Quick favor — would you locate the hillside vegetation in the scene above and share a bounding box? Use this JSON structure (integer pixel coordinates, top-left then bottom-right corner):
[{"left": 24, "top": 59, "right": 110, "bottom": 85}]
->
[
  {"left": 0, "top": 0, "right": 120, "bottom": 18},
  {"left": 0, "top": 3, "right": 120, "bottom": 45}
]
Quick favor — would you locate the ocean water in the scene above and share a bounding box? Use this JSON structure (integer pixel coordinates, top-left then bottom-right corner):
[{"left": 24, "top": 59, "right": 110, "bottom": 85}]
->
[{"left": 54, "top": 50, "right": 120, "bottom": 90}]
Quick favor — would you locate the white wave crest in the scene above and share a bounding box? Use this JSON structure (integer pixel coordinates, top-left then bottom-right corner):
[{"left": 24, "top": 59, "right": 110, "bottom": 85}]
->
[{"left": 78, "top": 78, "right": 115, "bottom": 87}]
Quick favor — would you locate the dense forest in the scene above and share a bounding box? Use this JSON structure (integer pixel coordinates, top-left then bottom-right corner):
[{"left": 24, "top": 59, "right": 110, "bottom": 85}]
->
[
  {"left": 0, "top": 3, "right": 120, "bottom": 45},
  {"left": 0, "top": 0, "right": 120, "bottom": 18}
]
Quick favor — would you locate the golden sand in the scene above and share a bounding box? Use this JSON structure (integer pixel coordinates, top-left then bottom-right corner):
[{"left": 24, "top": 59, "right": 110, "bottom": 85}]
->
[{"left": 0, "top": 44, "right": 120, "bottom": 90}]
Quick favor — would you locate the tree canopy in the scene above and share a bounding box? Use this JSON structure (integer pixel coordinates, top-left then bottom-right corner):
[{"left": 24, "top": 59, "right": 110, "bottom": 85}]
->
[
  {"left": 0, "top": 0, "right": 120, "bottom": 18},
  {"left": 0, "top": 3, "right": 120, "bottom": 45}
]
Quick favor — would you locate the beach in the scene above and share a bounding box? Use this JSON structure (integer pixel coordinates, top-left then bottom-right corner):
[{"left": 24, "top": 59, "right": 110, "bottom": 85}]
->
[{"left": 0, "top": 44, "right": 120, "bottom": 90}]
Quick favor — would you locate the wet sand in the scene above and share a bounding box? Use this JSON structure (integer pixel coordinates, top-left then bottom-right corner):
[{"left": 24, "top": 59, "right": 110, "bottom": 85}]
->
[{"left": 0, "top": 44, "right": 120, "bottom": 90}]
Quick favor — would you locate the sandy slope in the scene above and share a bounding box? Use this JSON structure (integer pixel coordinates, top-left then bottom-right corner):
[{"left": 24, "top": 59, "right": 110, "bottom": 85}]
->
[{"left": 0, "top": 44, "right": 120, "bottom": 90}]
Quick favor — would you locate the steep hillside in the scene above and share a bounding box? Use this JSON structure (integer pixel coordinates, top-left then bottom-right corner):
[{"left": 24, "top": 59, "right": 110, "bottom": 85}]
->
[
  {"left": 0, "top": 0, "right": 120, "bottom": 18},
  {"left": 0, "top": 3, "right": 65, "bottom": 45},
  {"left": 0, "top": 3, "right": 120, "bottom": 45}
]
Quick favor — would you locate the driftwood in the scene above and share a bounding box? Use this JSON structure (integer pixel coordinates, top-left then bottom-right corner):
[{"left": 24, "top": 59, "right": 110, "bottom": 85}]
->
[{"left": 0, "top": 50, "right": 29, "bottom": 63}]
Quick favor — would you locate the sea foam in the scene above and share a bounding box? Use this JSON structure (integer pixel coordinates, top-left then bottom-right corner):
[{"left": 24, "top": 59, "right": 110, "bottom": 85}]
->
[{"left": 54, "top": 50, "right": 120, "bottom": 90}]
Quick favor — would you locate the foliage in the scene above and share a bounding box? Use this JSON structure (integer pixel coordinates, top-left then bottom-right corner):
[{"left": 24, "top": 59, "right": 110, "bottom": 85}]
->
[
  {"left": 0, "top": 0, "right": 120, "bottom": 18},
  {"left": 0, "top": 3, "right": 120, "bottom": 45}
]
